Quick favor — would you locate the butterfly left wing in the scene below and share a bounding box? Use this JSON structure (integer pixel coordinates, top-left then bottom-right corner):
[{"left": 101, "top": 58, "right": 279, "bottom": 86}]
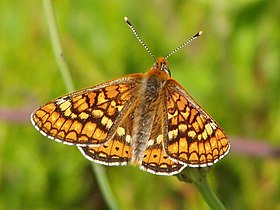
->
[{"left": 163, "top": 79, "right": 230, "bottom": 167}]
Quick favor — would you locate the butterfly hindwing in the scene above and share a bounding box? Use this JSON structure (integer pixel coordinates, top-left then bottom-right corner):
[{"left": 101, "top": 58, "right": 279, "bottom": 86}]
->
[
  {"left": 140, "top": 98, "right": 185, "bottom": 175},
  {"left": 79, "top": 112, "right": 134, "bottom": 166}
]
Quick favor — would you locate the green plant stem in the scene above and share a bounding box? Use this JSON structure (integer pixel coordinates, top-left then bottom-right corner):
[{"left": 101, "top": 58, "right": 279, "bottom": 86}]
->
[
  {"left": 42, "top": 1, "right": 120, "bottom": 209},
  {"left": 42, "top": 0, "right": 74, "bottom": 92},
  {"left": 92, "top": 164, "right": 120, "bottom": 210},
  {"left": 177, "top": 168, "right": 226, "bottom": 210}
]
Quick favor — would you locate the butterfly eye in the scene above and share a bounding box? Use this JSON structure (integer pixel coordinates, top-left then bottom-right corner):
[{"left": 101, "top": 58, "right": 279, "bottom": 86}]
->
[
  {"left": 161, "top": 65, "right": 171, "bottom": 77},
  {"left": 166, "top": 68, "right": 171, "bottom": 77}
]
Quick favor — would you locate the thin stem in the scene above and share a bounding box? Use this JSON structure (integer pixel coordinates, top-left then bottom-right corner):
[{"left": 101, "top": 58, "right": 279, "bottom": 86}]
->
[
  {"left": 42, "top": 0, "right": 74, "bottom": 92},
  {"left": 92, "top": 164, "right": 120, "bottom": 210},
  {"left": 42, "top": 1, "right": 120, "bottom": 209},
  {"left": 177, "top": 168, "right": 226, "bottom": 210}
]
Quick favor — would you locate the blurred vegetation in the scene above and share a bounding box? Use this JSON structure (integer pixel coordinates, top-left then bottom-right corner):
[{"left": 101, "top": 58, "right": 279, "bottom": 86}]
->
[{"left": 0, "top": 0, "right": 280, "bottom": 209}]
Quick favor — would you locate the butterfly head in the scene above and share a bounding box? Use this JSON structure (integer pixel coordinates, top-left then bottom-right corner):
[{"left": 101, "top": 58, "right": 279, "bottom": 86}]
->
[{"left": 153, "top": 57, "right": 171, "bottom": 76}]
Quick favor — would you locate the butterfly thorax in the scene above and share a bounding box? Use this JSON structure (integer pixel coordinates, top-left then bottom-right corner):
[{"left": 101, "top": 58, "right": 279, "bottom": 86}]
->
[{"left": 130, "top": 58, "right": 170, "bottom": 165}]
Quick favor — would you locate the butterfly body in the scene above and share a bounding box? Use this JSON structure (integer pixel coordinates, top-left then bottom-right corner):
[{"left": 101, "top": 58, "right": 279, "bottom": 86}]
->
[{"left": 130, "top": 57, "right": 169, "bottom": 165}]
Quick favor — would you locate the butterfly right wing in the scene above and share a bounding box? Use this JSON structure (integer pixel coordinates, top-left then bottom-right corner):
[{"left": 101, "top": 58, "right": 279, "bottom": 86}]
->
[
  {"left": 140, "top": 96, "right": 185, "bottom": 175},
  {"left": 163, "top": 79, "right": 230, "bottom": 167},
  {"left": 31, "top": 74, "right": 142, "bottom": 146}
]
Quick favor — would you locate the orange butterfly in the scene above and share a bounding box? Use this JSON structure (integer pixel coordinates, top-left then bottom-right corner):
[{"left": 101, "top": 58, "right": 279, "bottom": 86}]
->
[{"left": 31, "top": 17, "right": 229, "bottom": 175}]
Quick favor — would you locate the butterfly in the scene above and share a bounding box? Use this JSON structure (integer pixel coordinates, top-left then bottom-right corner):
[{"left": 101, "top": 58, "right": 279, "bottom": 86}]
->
[{"left": 31, "top": 17, "right": 230, "bottom": 176}]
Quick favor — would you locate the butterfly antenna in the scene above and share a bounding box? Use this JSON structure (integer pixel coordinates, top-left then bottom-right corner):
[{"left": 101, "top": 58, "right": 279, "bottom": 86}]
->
[
  {"left": 165, "top": 31, "right": 203, "bottom": 59},
  {"left": 124, "top": 17, "right": 156, "bottom": 62}
]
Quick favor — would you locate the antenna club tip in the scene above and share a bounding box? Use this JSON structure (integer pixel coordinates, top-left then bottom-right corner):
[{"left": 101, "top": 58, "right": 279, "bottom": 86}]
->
[
  {"left": 124, "top": 16, "right": 132, "bottom": 26},
  {"left": 194, "top": 31, "right": 203, "bottom": 38}
]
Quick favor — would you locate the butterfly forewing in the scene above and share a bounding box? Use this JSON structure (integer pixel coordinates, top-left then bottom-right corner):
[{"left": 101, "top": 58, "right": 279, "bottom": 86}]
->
[
  {"left": 164, "top": 79, "right": 229, "bottom": 166},
  {"left": 31, "top": 75, "right": 142, "bottom": 146}
]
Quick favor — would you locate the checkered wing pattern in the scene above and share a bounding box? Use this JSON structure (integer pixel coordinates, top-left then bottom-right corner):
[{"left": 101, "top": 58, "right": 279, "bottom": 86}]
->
[
  {"left": 31, "top": 75, "right": 142, "bottom": 146},
  {"left": 164, "top": 79, "right": 229, "bottom": 167}
]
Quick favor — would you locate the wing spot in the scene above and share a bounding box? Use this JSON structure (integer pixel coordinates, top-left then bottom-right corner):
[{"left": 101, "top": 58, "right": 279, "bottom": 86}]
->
[
  {"left": 63, "top": 108, "right": 72, "bottom": 117},
  {"left": 92, "top": 109, "right": 104, "bottom": 118},
  {"left": 81, "top": 122, "right": 96, "bottom": 137},
  {"left": 97, "top": 91, "right": 108, "bottom": 105},
  {"left": 77, "top": 100, "right": 89, "bottom": 112},
  {"left": 66, "top": 131, "right": 77, "bottom": 141},
  {"left": 72, "top": 95, "right": 83, "bottom": 103},
  {"left": 156, "top": 135, "right": 163, "bottom": 144},
  {"left": 49, "top": 112, "right": 60, "bottom": 123},
  {"left": 93, "top": 128, "right": 107, "bottom": 140},
  {"left": 189, "top": 142, "right": 198, "bottom": 154},
  {"left": 192, "top": 122, "right": 200, "bottom": 132},
  {"left": 69, "top": 121, "right": 82, "bottom": 133},
  {"left": 54, "top": 117, "right": 65, "bottom": 129},
  {"left": 34, "top": 110, "right": 46, "bottom": 121},
  {"left": 101, "top": 116, "right": 113, "bottom": 129},
  {"left": 178, "top": 124, "right": 187, "bottom": 132},
  {"left": 59, "top": 100, "right": 72, "bottom": 111},
  {"left": 179, "top": 138, "right": 188, "bottom": 149},
  {"left": 187, "top": 130, "right": 196, "bottom": 138},
  {"left": 116, "top": 127, "right": 125, "bottom": 136},
  {"left": 215, "top": 128, "right": 226, "bottom": 139},
  {"left": 177, "top": 99, "right": 185, "bottom": 110},
  {"left": 189, "top": 109, "right": 198, "bottom": 123},
  {"left": 70, "top": 112, "right": 77, "bottom": 119},
  {"left": 147, "top": 139, "right": 154, "bottom": 147},
  {"left": 202, "top": 130, "right": 208, "bottom": 140},
  {"left": 79, "top": 112, "right": 89, "bottom": 119},
  {"left": 105, "top": 85, "right": 119, "bottom": 98},
  {"left": 205, "top": 123, "right": 213, "bottom": 135},
  {"left": 87, "top": 92, "right": 97, "bottom": 107},
  {"left": 125, "top": 135, "right": 131, "bottom": 143},
  {"left": 168, "top": 129, "right": 178, "bottom": 140},
  {"left": 181, "top": 106, "right": 190, "bottom": 120},
  {"left": 167, "top": 110, "right": 178, "bottom": 120},
  {"left": 189, "top": 152, "right": 199, "bottom": 163},
  {"left": 204, "top": 142, "right": 211, "bottom": 153},
  {"left": 210, "top": 137, "right": 217, "bottom": 148},
  {"left": 168, "top": 142, "right": 178, "bottom": 153}
]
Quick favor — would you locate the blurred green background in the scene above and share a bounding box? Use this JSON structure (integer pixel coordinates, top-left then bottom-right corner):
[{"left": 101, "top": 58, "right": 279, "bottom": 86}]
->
[{"left": 0, "top": 0, "right": 279, "bottom": 209}]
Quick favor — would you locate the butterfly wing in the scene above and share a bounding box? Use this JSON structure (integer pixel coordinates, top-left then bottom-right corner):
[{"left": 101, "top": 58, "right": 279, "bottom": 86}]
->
[
  {"left": 140, "top": 97, "right": 185, "bottom": 175},
  {"left": 31, "top": 74, "right": 142, "bottom": 146},
  {"left": 164, "top": 79, "right": 230, "bottom": 167},
  {"left": 78, "top": 112, "right": 134, "bottom": 166}
]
